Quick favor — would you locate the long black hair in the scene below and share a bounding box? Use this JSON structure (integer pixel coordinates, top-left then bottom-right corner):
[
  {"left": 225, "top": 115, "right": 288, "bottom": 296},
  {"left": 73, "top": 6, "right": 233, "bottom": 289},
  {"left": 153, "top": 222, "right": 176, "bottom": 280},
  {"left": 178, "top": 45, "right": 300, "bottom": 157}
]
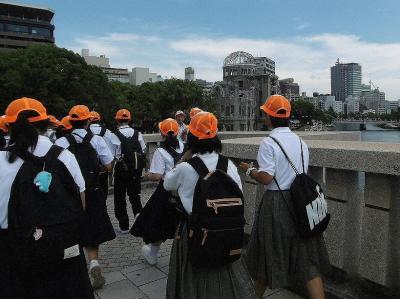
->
[
  {"left": 186, "top": 132, "right": 222, "bottom": 154},
  {"left": 160, "top": 132, "right": 179, "bottom": 149},
  {"left": 7, "top": 111, "right": 49, "bottom": 163}
]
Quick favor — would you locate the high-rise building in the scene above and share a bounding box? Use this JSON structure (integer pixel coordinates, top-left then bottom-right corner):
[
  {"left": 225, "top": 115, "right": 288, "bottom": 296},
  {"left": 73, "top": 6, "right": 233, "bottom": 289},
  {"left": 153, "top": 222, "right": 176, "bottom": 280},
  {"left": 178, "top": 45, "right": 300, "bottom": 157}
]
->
[
  {"left": 345, "top": 95, "right": 360, "bottom": 114},
  {"left": 362, "top": 89, "right": 386, "bottom": 114},
  {"left": 278, "top": 78, "right": 300, "bottom": 101},
  {"left": 331, "top": 59, "right": 362, "bottom": 102},
  {"left": 214, "top": 51, "right": 278, "bottom": 131},
  {"left": 185, "top": 67, "right": 195, "bottom": 81},
  {"left": 129, "top": 67, "right": 163, "bottom": 85},
  {"left": 0, "top": 2, "right": 55, "bottom": 51}
]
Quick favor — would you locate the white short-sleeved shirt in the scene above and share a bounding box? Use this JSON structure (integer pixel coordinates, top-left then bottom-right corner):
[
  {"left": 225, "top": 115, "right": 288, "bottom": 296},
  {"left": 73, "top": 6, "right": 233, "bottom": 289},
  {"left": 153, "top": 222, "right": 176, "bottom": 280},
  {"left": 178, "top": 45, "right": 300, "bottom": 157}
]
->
[
  {"left": 163, "top": 151, "right": 242, "bottom": 214},
  {"left": 257, "top": 127, "right": 309, "bottom": 190},
  {"left": 89, "top": 124, "right": 121, "bottom": 157},
  {"left": 114, "top": 126, "right": 146, "bottom": 158},
  {"left": 0, "top": 135, "right": 85, "bottom": 229},
  {"left": 149, "top": 140, "right": 184, "bottom": 176},
  {"left": 55, "top": 129, "right": 114, "bottom": 166}
]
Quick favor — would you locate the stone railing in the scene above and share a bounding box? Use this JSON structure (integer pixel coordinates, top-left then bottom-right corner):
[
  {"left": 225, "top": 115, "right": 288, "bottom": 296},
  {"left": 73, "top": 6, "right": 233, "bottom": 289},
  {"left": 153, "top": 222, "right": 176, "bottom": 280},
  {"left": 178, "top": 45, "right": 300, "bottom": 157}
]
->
[{"left": 142, "top": 131, "right": 400, "bottom": 289}]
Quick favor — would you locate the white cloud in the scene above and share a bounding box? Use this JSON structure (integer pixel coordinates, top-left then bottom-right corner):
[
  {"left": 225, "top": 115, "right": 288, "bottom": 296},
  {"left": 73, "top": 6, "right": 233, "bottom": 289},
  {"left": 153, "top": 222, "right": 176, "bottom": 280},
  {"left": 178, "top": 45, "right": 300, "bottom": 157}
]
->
[
  {"left": 65, "top": 32, "right": 400, "bottom": 100},
  {"left": 296, "top": 22, "right": 310, "bottom": 31}
]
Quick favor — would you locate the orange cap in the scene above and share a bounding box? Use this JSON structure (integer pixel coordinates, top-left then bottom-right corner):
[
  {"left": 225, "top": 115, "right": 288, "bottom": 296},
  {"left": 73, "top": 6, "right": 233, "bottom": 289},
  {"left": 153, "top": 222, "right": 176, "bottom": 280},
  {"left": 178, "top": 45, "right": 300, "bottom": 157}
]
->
[
  {"left": 90, "top": 111, "right": 101, "bottom": 122},
  {"left": 115, "top": 109, "right": 131, "bottom": 121},
  {"left": 0, "top": 115, "right": 9, "bottom": 134},
  {"left": 159, "top": 118, "right": 179, "bottom": 136},
  {"left": 60, "top": 116, "right": 72, "bottom": 131},
  {"left": 5, "top": 97, "right": 48, "bottom": 124},
  {"left": 189, "top": 107, "right": 202, "bottom": 119},
  {"left": 189, "top": 111, "right": 218, "bottom": 140},
  {"left": 48, "top": 115, "right": 60, "bottom": 127},
  {"left": 260, "top": 95, "right": 291, "bottom": 118},
  {"left": 69, "top": 105, "right": 91, "bottom": 121}
]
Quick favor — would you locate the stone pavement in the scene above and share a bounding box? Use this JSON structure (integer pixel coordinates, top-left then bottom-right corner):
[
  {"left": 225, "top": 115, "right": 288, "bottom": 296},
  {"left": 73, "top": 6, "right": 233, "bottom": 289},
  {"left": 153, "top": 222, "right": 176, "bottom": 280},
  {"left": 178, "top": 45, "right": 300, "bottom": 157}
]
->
[{"left": 94, "top": 187, "right": 303, "bottom": 299}]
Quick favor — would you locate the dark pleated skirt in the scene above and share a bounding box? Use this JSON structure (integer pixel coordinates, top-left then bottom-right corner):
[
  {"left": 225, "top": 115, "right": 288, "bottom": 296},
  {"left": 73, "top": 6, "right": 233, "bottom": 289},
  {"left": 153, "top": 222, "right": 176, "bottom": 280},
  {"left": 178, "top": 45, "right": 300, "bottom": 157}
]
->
[
  {"left": 245, "top": 190, "right": 331, "bottom": 289},
  {"left": 80, "top": 188, "right": 116, "bottom": 247},
  {"left": 14, "top": 247, "right": 94, "bottom": 299},
  {"left": 130, "top": 181, "right": 180, "bottom": 244},
  {"left": 166, "top": 225, "right": 256, "bottom": 299}
]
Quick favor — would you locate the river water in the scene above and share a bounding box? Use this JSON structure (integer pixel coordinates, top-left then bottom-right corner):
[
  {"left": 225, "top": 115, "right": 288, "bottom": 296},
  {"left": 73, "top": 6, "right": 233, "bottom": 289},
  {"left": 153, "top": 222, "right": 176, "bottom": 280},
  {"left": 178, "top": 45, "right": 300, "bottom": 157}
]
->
[{"left": 336, "top": 123, "right": 399, "bottom": 143}]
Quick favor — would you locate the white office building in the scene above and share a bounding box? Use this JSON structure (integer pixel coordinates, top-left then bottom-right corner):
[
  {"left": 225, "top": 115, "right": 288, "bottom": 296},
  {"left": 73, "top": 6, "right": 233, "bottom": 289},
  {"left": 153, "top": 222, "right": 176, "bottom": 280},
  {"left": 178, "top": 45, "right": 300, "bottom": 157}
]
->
[
  {"left": 323, "top": 95, "right": 343, "bottom": 114},
  {"left": 345, "top": 95, "right": 360, "bottom": 114}
]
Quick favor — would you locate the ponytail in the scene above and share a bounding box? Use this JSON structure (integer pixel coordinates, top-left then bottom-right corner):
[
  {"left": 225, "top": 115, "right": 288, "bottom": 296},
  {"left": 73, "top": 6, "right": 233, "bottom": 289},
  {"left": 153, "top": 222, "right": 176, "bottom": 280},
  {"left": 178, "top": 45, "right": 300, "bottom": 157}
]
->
[
  {"left": 7, "top": 111, "right": 48, "bottom": 163},
  {"left": 161, "top": 132, "right": 179, "bottom": 149}
]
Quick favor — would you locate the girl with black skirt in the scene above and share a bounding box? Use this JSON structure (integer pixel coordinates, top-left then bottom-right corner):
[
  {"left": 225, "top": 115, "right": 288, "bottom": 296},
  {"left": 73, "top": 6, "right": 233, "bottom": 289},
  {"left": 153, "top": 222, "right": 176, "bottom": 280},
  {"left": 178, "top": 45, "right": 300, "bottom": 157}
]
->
[
  {"left": 240, "top": 95, "right": 330, "bottom": 299},
  {"left": 0, "top": 98, "right": 94, "bottom": 298},
  {"left": 164, "top": 112, "right": 256, "bottom": 299},
  {"left": 132, "top": 118, "right": 184, "bottom": 265}
]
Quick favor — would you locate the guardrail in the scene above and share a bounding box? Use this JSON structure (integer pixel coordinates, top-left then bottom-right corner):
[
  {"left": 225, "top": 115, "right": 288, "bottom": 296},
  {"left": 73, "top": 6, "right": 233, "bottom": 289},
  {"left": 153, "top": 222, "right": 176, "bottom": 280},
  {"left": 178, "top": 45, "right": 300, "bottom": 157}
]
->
[{"left": 142, "top": 131, "right": 400, "bottom": 289}]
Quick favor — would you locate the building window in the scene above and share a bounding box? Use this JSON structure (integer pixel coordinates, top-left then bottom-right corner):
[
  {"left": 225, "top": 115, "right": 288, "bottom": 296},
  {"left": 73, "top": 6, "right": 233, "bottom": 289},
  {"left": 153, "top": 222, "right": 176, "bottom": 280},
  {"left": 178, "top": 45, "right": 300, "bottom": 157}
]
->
[
  {"left": 7, "top": 24, "right": 29, "bottom": 34},
  {"left": 226, "top": 106, "right": 230, "bottom": 116},
  {"left": 0, "top": 23, "right": 4, "bottom": 31},
  {"left": 238, "top": 80, "right": 243, "bottom": 89},
  {"left": 240, "top": 124, "right": 246, "bottom": 131},
  {"left": 31, "top": 27, "right": 51, "bottom": 38},
  {"left": 230, "top": 105, "right": 235, "bottom": 115}
]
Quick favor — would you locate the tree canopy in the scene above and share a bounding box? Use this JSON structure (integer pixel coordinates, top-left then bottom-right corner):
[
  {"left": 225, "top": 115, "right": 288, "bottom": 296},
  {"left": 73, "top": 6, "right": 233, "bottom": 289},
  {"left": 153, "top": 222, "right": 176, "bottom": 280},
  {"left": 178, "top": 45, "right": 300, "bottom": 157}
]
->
[{"left": 0, "top": 44, "right": 214, "bottom": 129}]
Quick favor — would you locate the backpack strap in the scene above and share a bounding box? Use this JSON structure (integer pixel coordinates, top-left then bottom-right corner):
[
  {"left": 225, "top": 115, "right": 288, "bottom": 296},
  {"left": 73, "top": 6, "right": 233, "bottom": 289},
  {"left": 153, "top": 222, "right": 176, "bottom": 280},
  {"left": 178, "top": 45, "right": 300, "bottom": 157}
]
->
[
  {"left": 299, "top": 138, "right": 305, "bottom": 173},
  {"left": 216, "top": 155, "right": 229, "bottom": 173},
  {"left": 99, "top": 127, "right": 107, "bottom": 137},
  {"left": 160, "top": 144, "right": 181, "bottom": 166},
  {"left": 269, "top": 136, "right": 299, "bottom": 175},
  {"left": 45, "top": 145, "right": 64, "bottom": 162},
  {"left": 82, "top": 130, "right": 94, "bottom": 145},
  {"left": 65, "top": 134, "right": 77, "bottom": 148},
  {"left": 188, "top": 156, "right": 209, "bottom": 178},
  {"left": 114, "top": 129, "right": 127, "bottom": 143}
]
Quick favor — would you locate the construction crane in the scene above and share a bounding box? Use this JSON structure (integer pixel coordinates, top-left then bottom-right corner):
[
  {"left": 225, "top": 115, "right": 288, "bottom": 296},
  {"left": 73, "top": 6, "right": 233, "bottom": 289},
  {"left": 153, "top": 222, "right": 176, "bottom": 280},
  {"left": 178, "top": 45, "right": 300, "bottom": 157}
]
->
[{"left": 369, "top": 80, "right": 379, "bottom": 91}]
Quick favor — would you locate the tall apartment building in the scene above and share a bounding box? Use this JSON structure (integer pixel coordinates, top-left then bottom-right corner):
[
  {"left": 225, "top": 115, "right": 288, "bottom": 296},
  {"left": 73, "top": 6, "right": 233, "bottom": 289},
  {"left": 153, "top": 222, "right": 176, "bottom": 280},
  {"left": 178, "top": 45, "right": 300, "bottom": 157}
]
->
[
  {"left": 278, "top": 78, "right": 300, "bottom": 101},
  {"left": 331, "top": 59, "right": 362, "bottom": 102},
  {"left": 185, "top": 67, "right": 194, "bottom": 81},
  {"left": 0, "top": 1, "right": 55, "bottom": 51},
  {"left": 363, "top": 89, "right": 386, "bottom": 114},
  {"left": 214, "top": 51, "right": 278, "bottom": 131},
  {"left": 345, "top": 95, "right": 360, "bottom": 114}
]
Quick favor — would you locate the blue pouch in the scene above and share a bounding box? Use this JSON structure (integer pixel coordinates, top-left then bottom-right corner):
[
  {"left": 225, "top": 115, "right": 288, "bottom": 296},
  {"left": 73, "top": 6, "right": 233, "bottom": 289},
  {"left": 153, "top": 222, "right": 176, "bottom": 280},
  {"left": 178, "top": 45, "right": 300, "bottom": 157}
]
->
[{"left": 34, "top": 171, "right": 53, "bottom": 193}]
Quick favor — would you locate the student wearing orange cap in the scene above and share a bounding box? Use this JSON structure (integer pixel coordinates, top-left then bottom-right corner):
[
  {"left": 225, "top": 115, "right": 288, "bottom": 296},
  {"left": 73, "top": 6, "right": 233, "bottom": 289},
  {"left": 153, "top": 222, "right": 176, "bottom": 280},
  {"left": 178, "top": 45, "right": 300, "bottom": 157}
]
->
[
  {"left": 113, "top": 109, "right": 146, "bottom": 233},
  {"left": 0, "top": 98, "right": 93, "bottom": 298},
  {"left": 55, "top": 105, "right": 116, "bottom": 289},
  {"left": 131, "top": 118, "right": 184, "bottom": 265},
  {"left": 55, "top": 116, "right": 73, "bottom": 139},
  {"left": 239, "top": 95, "right": 329, "bottom": 299},
  {"left": 163, "top": 112, "right": 256, "bottom": 298},
  {"left": 89, "top": 111, "right": 120, "bottom": 200},
  {"left": 175, "top": 110, "right": 188, "bottom": 142},
  {"left": 0, "top": 115, "right": 9, "bottom": 148}
]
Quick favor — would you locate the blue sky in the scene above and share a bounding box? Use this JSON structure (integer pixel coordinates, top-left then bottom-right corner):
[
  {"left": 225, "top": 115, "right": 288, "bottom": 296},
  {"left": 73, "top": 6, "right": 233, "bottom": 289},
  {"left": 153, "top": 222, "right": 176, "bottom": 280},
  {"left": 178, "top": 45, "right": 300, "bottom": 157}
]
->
[{"left": 22, "top": 0, "right": 400, "bottom": 99}]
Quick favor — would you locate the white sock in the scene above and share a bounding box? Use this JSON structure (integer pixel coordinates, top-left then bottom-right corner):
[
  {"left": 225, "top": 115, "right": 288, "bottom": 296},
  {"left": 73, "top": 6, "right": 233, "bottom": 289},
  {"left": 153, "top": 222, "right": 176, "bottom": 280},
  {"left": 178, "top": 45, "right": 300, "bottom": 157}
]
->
[
  {"left": 149, "top": 244, "right": 160, "bottom": 257},
  {"left": 90, "top": 259, "right": 100, "bottom": 271}
]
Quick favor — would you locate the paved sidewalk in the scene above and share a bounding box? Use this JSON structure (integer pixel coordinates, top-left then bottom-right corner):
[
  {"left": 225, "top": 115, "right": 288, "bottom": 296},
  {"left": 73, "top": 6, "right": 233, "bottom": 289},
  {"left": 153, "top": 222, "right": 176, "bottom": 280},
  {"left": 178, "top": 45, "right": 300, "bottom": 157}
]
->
[{"left": 94, "top": 187, "right": 303, "bottom": 299}]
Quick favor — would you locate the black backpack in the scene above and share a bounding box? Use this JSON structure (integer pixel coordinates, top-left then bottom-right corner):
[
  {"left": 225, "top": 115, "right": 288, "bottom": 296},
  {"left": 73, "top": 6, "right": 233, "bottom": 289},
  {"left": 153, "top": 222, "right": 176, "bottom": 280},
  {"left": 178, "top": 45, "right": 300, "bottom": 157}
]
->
[
  {"left": 66, "top": 131, "right": 100, "bottom": 191},
  {"left": 187, "top": 155, "right": 245, "bottom": 268},
  {"left": 115, "top": 129, "right": 145, "bottom": 173},
  {"left": 7, "top": 145, "right": 82, "bottom": 268},
  {"left": 270, "top": 136, "right": 330, "bottom": 238}
]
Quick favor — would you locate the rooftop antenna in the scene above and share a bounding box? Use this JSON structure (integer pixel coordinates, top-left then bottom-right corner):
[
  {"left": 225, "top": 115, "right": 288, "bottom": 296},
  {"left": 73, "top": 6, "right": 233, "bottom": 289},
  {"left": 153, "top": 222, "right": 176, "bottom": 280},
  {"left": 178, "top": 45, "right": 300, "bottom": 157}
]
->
[{"left": 336, "top": 58, "right": 340, "bottom": 64}]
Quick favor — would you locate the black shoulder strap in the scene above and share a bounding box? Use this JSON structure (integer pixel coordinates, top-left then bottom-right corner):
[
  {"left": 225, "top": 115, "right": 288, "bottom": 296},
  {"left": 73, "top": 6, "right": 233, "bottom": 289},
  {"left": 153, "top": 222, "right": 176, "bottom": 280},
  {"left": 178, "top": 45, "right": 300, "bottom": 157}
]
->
[
  {"left": 45, "top": 145, "right": 64, "bottom": 162},
  {"left": 269, "top": 136, "right": 299, "bottom": 175},
  {"left": 161, "top": 145, "right": 181, "bottom": 165},
  {"left": 188, "top": 156, "right": 209, "bottom": 178},
  {"left": 133, "top": 129, "right": 139, "bottom": 140},
  {"left": 115, "top": 129, "right": 126, "bottom": 142},
  {"left": 65, "top": 134, "right": 77, "bottom": 147},
  {"left": 82, "top": 130, "right": 94, "bottom": 145},
  {"left": 99, "top": 127, "right": 107, "bottom": 137},
  {"left": 299, "top": 138, "right": 305, "bottom": 173},
  {"left": 216, "top": 155, "right": 229, "bottom": 173}
]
